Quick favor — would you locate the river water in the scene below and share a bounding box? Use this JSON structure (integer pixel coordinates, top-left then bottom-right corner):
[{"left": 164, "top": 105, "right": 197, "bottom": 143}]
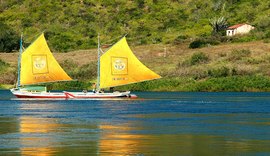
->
[{"left": 1, "top": 90, "right": 270, "bottom": 155}]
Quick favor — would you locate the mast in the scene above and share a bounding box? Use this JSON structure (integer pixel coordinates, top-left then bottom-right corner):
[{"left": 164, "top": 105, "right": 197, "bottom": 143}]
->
[
  {"left": 96, "top": 34, "right": 101, "bottom": 91},
  {"left": 16, "top": 33, "right": 23, "bottom": 88}
]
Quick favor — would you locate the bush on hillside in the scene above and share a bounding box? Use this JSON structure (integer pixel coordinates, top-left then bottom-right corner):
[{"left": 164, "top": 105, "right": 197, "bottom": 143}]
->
[
  {"left": 189, "top": 39, "right": 206, "bottom": 49},
  {"left": 0, "top": 22, "right": 20, "bottom": 52},
  {"left": 189, "top": 38, "right": 220, "bottom": 49},
  {"left": 208, "top": 66, "right": 230, "bottom": 78},
  {"left": 190, "top": 52, "right": 209, "bottom": 65},
  {"left": 181, "top": 52, "right": 209, "bottom": 67}
]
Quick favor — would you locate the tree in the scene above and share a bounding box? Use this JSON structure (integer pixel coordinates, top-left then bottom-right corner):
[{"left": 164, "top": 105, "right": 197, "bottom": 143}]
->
[
  {"left": 0, "top": 21, "right": 19, "bottom": 52},
  {"left": 209, "top": 16, "right": 227, "bottom": 35}
]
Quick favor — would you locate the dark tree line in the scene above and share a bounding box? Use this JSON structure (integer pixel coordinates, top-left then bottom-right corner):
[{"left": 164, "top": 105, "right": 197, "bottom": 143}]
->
[{"left": 0, "top": 21, "right": 19, "bottom": 52}]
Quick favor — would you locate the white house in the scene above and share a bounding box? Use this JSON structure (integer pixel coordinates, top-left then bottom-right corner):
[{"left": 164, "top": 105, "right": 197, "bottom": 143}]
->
[{"left": 226, "top": 23, "right": 255, "bottom": 36}]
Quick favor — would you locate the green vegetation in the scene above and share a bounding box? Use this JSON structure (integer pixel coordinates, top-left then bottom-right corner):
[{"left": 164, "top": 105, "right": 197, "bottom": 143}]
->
[
  {"left": 209, "top": 16, "right": 227, "bottom": 35},
  {"left": 48, "top": 81, "right": 92, "bottom": 91},
  {"left": 1, "top": 41, "right": 270, "bottom": 91},
  {"left": 117, "top": 75, "right": 270, "bottom": 92},
  {"left": 1, "top": 1, "right": 270, "bottom": 92},
  {"left": 208, "top": 66, "right": 231, "bottom": 78},
  {"left": 188, "top": 75, "right": 270, "bottom": 92},
  {"left": 0, "top": 21, "right": 19, "bottom": 52},
  {"left": 0, "top": 59, "right": 15, "bottom": 88},
  {"left": 0, "top": 59, "right": 9, "bottom": 72},
  {"left": 60, "top": 59, "right": 97, "bottom": 81},
  {"left": 182, "top": 52, "right": 209, "bottom": 66},
  {"left": 1, "top": 0, "right": 270, "bottom": 52},
  {"left": 189, "top": 38, "right": 220, "bottom": 49}
]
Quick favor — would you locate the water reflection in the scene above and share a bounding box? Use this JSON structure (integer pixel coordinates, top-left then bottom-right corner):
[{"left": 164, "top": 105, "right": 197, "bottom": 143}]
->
[
  {"left": 19, "top": 116, "right": 58, "bottom": 156},
  {"left": 15, "top": 101, "right": 100, "bottom": 155},
  {"left": 99, "top": 124, "right": 144, "bottom": 155},
  {"left": 98, "top": 123, "right": 270, "bottom": 155},
  {"left": 1, "top": 91, "right": 270, "bottom": 155},
  {"left": 18, "top": 101, "right": 65, "bottom": 156}
]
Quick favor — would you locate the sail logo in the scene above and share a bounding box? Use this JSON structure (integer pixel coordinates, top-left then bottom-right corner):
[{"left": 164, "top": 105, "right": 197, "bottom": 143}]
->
[
  {"left": 114, "top": 59, "right": 125, "bottom": 70},
  {"left": 34, "top": 58, "right": 46, "bottom": 69},
  {"left": 111, "top": 57, "right": 128, "bottom": 75},
  {"left": 32, "top": 55, "right": 49, "bottom": 74}
]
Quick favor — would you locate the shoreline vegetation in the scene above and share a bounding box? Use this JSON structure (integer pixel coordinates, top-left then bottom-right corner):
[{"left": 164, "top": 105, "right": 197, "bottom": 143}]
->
[
  {"left": 1, "top": 40, "right": 270, "bottom": 92},
  {"left": 1, "top": 0, "right": 270, "bottom": 92}
]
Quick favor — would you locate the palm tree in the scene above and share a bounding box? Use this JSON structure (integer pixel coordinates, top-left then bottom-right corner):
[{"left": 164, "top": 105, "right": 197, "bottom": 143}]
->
[{"left": 209, "top": 16, "right": 227, "bottom": 35}]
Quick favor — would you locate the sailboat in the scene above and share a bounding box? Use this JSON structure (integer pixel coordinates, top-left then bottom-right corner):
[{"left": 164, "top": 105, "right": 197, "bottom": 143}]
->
[
  {"left": 64, "top": 35, "right": 161, "bottom": 98},
  {"left": 10, "top": 33, "right": 73, "bottom": 98}
]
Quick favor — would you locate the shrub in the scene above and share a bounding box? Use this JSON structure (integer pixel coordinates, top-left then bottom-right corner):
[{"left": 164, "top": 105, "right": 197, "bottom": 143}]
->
[
  {"left": 180, "top": 52, "right": 209, "bottom": 67},
  {"left": 189, "top": 39, "right": 206, "bottom": 49},
  {"left": 189, "top": 38, "right": 220, "bottom": 49},
  {"left": 208, "top": 66, "right": 230, "bottom": 78},
  {"left": 189, "top": 52, "right": 209, "bottom": 65}
]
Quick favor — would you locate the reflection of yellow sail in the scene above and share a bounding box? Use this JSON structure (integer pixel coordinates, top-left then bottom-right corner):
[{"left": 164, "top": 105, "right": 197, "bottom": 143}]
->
[
  {"left": 100, "top": 37, "right": 161, "bottom": 89},
  {"left": 20, "top": 116, "right": 57, "bottom": 156},
  {"left": 20, "top": 33, "right": 72, "bottom": 85},
  {"left": 99, "top": 124, "right": 143, "bottom": 155}
]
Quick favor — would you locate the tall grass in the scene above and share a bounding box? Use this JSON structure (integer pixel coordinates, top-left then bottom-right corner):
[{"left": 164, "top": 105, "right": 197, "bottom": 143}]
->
[
  {"left": 0, "top": 59, "right": 9, "bottom": 73},
  {"left": 228, "top": 49, "right": 251, "bottom": 62}
]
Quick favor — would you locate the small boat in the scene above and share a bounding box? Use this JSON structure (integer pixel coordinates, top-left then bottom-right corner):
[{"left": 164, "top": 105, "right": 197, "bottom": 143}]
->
[
  {"left": 65, "top": 35, "right": 161, "bottom": 98},
  {"left": 11, "top": 33, "right": 73, "bottom": 98}
]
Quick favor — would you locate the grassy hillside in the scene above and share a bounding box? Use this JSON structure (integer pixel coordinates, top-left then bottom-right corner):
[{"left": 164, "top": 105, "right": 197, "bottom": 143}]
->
[
  {"left": 1, "top": 0, "right": 270, "bottom": 91},
  {"left": 1, "top": 40, "right": 270, "bottom": 91},
  {"left": 0, "top": 0, "right": 270, "bottom": 52}
]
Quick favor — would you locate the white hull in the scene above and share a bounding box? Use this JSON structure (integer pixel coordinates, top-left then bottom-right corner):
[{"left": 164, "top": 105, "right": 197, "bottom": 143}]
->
[
  {"left": 64, "top": 91, "right": 137, "bottom": 99},
  {"left": 10, "top": 89, "right": 137, "bottom": 99},
  {"left": 10, "top": 88, "right": 67, "bottom": 99}
]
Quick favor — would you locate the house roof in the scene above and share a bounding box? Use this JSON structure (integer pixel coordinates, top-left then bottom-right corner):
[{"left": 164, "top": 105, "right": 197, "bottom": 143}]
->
[{"left": 227, "top": 23, "right": 246, "bottom": 29}]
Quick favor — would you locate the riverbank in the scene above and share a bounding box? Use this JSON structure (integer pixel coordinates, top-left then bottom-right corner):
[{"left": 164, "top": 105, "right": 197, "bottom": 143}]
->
[{"left": 1, "top": 40, "right": 270, "bottom": 91}]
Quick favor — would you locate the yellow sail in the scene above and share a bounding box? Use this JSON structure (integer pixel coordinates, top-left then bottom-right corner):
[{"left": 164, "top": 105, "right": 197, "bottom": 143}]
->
[
  {"left": 20, "top": 33, "right": 72, "bottom": 85},
  {"left": 99, "top": 37, "right": 161, "bottom": 89}
]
